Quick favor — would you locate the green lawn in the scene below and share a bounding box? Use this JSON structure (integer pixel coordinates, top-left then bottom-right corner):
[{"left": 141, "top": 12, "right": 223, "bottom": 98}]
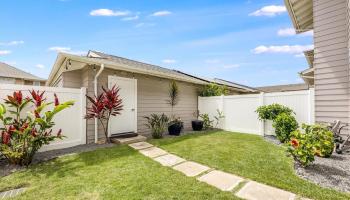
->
[
  {"left": 0, "top": 145, "right": 239, "bottom": 200},
  {"left": 150, "top": 131, "right": 350, "bottom": 200}
]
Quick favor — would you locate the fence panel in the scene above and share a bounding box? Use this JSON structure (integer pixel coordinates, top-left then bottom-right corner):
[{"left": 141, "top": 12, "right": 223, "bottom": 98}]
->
[
  {"left": 198, "top": 89, "right": 314, "bottom": 136},
  {"left": 0, "top": 84, "right": 86, "bottom": 151}
]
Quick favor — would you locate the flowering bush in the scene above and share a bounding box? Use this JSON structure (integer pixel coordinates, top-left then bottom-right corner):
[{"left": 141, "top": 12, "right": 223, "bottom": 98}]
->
[
  {"left": 0, "top": 90, "right": 74, "bottom": 166},
  {"left": 288, "top": 129, "right": 315, "bottom": 167},
  {"left": 288, "top": 124, "right": 334, "bottom": 167},
  {"left": 273, "top": 113, "right": 298, "bottom": 143},
  {"left": 85, "top": 85, "right": 123, "bottom": 143}
]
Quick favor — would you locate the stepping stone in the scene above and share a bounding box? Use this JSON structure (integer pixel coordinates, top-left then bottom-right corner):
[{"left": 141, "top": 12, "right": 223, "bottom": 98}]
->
[
  {"left": 111, "top": 135, "right": 147, "bottom": 144},
  {"left": 129, "top": 142, "right": 153, "bottom": 150},
  {"left": 0, "top": 188, "right": 26, "bottom": 199},
  {"left": 236, "top": 181, "right": 296, "bottom": 200},
  {"left": 173, "top": 161, "right": 210, "bottom": 177},
  {"left": 154, "top": 154, "right": 186, "bottom": 167},
  {"left": 139, "top": 147, "right": 167, "bottom": 158},
  {"left": 197, "top": 170, "right": 244, "bottom": 191}
]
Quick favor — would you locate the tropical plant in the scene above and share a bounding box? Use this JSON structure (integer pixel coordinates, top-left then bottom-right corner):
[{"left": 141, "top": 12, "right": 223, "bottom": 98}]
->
[
  {"left": 272, "top": 113, "right": 298, "bottom": 143},
  {"left": 288, "top": 129, "right": 315, "bottom": 167},
  {"left": 256, "top": 103, "right": 293, "bottom": 121},
  {"left": 144, "top": 113, "right": 169, "bottom": 139},
  {"left": 303, "top": 124, "right": 334, "bottom": 158},
  {"left": 214, "top": 109, "right": 225, "bottom": 128},
  {"left": 199, "top": 113, "right": 213, "bottom": 130},
  {"left": 85, "top": 85, "right": 123, "bottom": 143},
  {"left": 0, "top": 90, "right": 74, "bottom": 166},
  {"left": 167, "top": 80, "right": 179, "bottom": 113},
  {"left": 199, "top": 83, "right": 228, "bottom": 97}
]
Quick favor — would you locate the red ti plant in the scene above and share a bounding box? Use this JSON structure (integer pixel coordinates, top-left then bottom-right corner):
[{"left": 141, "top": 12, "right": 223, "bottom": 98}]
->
[
  {"left": 85, "top": 85, "right": 123, "bottom": 143},
  {"left": 0, "top": 90, "right": 74, "bottom": 166}
]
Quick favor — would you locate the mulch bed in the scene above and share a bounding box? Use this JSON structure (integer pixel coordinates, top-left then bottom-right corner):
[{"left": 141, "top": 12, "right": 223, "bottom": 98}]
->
[
  {"left": 264, "top": 136, "right": 350, "bottom": 193},
  {"left": 0, "top": 143, "right": 116, "bottom": 177}
]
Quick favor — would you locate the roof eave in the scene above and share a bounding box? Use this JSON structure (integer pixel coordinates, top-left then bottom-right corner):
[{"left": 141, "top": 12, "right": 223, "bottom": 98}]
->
[{"left": 284, "top": 0, "right": 313, "bottom": 33}]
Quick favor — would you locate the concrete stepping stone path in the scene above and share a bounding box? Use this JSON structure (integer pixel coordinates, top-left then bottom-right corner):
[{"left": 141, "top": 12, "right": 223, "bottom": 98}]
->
[
  {"left": 154, "top": 154, "right": 186, "bottom": 167},
  {"left": 198, "top": 170, "right": 244, "bottom": 191},
  {"left": 129, "top": 142, "right": 305, "bottom": 200},
  {"left": 0, "top": 188, "right": 26, "bottom": 199},
  {"left": 236, "top": 181, "right": 296, "bottom": 200},
  {"left": 173, "top": 161, "right": 211, "bottom": 177}
]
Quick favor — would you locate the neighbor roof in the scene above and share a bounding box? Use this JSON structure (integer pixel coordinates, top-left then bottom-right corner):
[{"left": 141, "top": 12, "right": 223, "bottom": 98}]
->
[
  {"left": 284, "top": 0, "right": 313, "bottom": 33},
  {"left": 0, "top": 62, "right": 45, "bottom": 81},
  {"left": 206, "top": 78, "right": 257, "bottom": 92},
  {"left": 257, "top": 83, "right": 310, "bottom": 93}
]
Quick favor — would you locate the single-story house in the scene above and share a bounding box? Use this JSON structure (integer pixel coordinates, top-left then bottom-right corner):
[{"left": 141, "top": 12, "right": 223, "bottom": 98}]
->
[
  {"left": 0, "top": 62, "right": 45, "bottom": 85},
  {"left": 285, "top": 0, "right": 350, "bottom": 124},
  {"left": 46, "top": 50, "right": 256, "bottom": 143},
  {"left": 257, "top": 83, "right": 311, "bottom": 93}
]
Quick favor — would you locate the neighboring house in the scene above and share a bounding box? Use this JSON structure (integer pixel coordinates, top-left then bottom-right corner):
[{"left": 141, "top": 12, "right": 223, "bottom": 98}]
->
[
  {"left": 285, "top": 0, "right": 349, "bottom": 124},
  {"left": 299, "top": 50, "right": 314, "bottom": 86},
  {"left": 257, "top": 83, "right": 310, "bottom": 93},
  {"left": 0, "top": 62, "right": 45, "bottom": 85},
  {"left": 46, "top": 50, "right": 255, "bottom": 143}
]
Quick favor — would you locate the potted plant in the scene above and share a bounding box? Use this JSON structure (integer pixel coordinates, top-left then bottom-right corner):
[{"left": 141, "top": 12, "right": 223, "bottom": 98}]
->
[
  {"left": 144, "top": 113, "right": 169, "bottom": 139},
  {"left": 167, "top": 80, "right": 183, "bottom": 135},
  {"left": 191, "top": 110, "right": 203, "bottom": 131}
]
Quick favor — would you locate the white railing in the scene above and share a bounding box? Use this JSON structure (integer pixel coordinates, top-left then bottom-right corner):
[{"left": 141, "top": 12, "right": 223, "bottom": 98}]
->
[
  {"left": 0, "top": 84, "right": 86, "bottom": 151},
  {"left": 198, "top": 89, "right": 315, "bottom": 135}
]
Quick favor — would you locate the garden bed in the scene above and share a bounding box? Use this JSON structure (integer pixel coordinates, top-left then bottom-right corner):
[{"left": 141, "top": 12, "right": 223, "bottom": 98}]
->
[{"left": 265, "top": 135, "right": 350, "bottom": 193}]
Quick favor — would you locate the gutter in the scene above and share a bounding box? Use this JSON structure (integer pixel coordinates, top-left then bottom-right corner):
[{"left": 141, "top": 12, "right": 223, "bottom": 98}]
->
[{"left": 94, "top": 63, "right": 105, "bottom": 143}]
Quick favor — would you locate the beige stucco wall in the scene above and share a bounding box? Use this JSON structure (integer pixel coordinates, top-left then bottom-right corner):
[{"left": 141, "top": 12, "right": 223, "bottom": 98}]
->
[{"left": 313, "top": 0, "right": 350, "bottom": 124}]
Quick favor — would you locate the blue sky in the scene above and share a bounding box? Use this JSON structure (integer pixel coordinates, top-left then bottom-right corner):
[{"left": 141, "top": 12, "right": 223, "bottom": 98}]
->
[{"left": 0, "top": 0, "right": 313, "bottom": 87}]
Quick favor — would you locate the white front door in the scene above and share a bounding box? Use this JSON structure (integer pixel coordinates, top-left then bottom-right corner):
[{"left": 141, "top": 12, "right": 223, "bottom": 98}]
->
[{"left": 108, "top": 76, "right": 137, "bottom": 135}]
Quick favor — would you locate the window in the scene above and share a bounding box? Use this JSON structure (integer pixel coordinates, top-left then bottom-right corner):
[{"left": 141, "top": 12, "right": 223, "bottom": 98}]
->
[
  {"left": 0, "top": 77, "right": 15, "bottom": 84},
  {"left": 33, "top": 81, "right": 41, "bottom": 86}
]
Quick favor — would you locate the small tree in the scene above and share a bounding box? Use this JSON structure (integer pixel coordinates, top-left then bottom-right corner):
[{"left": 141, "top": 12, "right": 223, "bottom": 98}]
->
[
  {"left": 0, "top": 90, "right": 74, "bottom": 166},
  {"left": 167, "top": 80, "right": 179, "bottom": 117},
  {"left": 85, "top": 85, "right": 123, "bottom": 143}
]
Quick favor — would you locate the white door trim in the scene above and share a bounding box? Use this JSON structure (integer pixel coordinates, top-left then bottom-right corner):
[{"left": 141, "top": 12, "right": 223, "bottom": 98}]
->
[{"left": 108, "top": 75, "right": 137, "bottom": 135}]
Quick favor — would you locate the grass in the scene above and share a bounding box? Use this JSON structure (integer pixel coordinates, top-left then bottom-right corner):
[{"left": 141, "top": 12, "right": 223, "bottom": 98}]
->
[
  {"left": 0, "top": 145, "right": 240, "bottom": 200},
  {"left": 150, "top": 131, "right": 350, "bottom": 200}
]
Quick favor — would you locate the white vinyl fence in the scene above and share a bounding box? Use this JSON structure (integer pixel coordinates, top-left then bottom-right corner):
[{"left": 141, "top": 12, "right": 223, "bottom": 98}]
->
[
  {"left": 0, "top": 84, "right": 86, "bottom": 151},
  {"left": 198, "top": 89, "right": 315, "bottom": 136}
]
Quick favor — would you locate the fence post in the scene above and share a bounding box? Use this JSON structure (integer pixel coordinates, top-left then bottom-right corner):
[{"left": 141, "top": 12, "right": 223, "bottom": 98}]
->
[
  {"left": 81, "top": 87, "right": 87, "bottom": 144},
  {"left": 220, "top": 95, "right": 225, "bottom": 130},
  {"left": 259, "top": 92, "right": 265, "bottom": 136},
  {"left": 308, "top": 88, "right": 315, "bottom": 124}
]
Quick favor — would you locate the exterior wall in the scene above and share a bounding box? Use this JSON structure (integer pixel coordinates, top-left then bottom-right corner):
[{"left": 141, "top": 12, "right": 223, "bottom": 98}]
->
[
  {"left": 76, "top": 66, "right": 200, "bottom": 143},
  {"left": 62, "top": 70, "right": 83, "bottom": 88},
  {"left": 313, "top": 0, "right": 350, "bottom": 124}
]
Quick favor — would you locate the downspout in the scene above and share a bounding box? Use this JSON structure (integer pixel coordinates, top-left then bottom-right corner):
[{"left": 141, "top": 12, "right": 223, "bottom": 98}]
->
[{"left": 94, "top": 64, "right": 105, "bottom": 143}]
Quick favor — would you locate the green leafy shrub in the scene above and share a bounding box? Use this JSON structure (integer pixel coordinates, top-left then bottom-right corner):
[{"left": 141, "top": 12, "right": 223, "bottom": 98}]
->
[
  {"left": 273, "top": 113, "right": 298, "bottom": 143},
  {"left": 199, "top": 83, "right": 228, "bottom": 97},
  {"left": 144, "top": 114, "right": 169, "bottom": 139},
  {"left": 0, "top": 90, "right": 74, "bottom": 166},
  {"left": 303, "top": 124, "right": 334, "bottom": 158},
  {"left": 288, "top": 130, "right": 315, "bottom": 167},
  {"left": 256, "top": 103, "right": 293, "bottom": 121},
  {"left": 199, "top": 113, "right": 213, "bottom": 130}
]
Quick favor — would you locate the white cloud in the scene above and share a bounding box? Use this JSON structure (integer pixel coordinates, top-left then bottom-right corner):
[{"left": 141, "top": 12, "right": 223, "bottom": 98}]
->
[
  {"left": 0, "top": 40, "right": 24, "bottom": 46},
  {"left": 0, "top": 50, "right": 11, "bottom": 55},
  {"left": 223, "top": 64, "right": 240, "bottom": 69},
  {"left": 151, "top": 10, "right": 172, "bottom": 17},
  {"left": 252, "top": 45, "right": 314, "bottom": 54},
  {"left": 278, "top": 28, "right": 313, "bottom": 37},
  {"left": 48, "top": 46, "right": 86, "bottom": 55},
  {"left": 122, "top": 15, "right": 139, "bottom": 21},
  {"left": 162, "top": 59, "right": 177, "bottom": 64},
  {"left": 135, "top": 23, "right": 155, "bottom": 28},
  {"left": 36, "top": 64, "right": 45, "bottom": 69},
  {"left": 48, "top": 46, "right": 71, "bottom": 52},
  {"left": 90, "top": 9, "right": 129, "bottom": 17},
  {"left": 249, "top": 5, "right": 286, "bottom": 17}
]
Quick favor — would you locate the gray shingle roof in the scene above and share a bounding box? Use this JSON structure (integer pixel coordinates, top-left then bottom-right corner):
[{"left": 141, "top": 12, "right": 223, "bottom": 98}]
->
[
  {"left": 88, "top": 50, "right": 203, "bottom": 82},
  {"left": 0, "top": 62, "right": 45, "bottom": 81}
]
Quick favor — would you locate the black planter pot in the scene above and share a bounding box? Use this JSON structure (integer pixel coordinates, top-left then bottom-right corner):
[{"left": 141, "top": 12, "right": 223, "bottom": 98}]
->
[
  {"left": 192, "top": 120, "right": 203, "bottom": 131},
  {"left": 168, "top": 122, "right": 183, "bottom": 136}
]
